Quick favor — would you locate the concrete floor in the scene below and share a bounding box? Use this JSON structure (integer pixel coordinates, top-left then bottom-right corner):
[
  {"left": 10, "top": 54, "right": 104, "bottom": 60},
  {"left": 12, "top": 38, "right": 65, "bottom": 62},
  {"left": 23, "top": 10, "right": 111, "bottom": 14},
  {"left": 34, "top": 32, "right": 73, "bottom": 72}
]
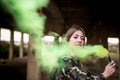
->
[
  {"left": 0, "top": 57, "right": 27, "bottom": 80},
  {"left": 0, "top": 57, "right": 119, "bottom": 80}
]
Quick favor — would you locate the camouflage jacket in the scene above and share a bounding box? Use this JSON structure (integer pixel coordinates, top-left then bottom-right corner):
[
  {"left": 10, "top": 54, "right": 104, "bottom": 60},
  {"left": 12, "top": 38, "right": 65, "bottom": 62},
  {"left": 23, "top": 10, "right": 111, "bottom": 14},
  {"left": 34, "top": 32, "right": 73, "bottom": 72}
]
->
[{"left": 51, "top": 56, "right": 105, "bottom": 80}]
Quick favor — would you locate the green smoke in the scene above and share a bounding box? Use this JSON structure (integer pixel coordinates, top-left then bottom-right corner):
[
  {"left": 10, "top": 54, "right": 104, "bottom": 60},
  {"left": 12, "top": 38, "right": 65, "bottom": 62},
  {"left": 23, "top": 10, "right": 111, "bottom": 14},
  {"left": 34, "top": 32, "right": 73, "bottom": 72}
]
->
[
  {"left": 1, "top": 0, "right": 109, "bottom": 73},
  {"left": 39, "top": 38, "right": 109, "bottom": 72},
  {"left": 1, "top": 0, "right": 49, "bottom": 35},
  {"left": 1, "top": 0, "right": 50, "bottom": 70}
]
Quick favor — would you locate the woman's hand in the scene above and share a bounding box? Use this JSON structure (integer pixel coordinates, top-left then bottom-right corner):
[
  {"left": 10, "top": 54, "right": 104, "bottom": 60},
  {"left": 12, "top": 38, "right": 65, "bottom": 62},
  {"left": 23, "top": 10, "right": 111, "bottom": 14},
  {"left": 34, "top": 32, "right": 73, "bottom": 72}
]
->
[{"left": 102, "top": 60, "right": 116, "bottom": 79}]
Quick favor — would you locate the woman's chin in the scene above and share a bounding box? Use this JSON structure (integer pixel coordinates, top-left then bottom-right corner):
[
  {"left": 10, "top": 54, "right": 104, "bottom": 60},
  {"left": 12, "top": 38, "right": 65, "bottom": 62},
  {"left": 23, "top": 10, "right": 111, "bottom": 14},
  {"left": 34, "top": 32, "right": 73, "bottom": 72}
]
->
[{"left": 75, "top": 44, "right": 82, "bottom": 46}]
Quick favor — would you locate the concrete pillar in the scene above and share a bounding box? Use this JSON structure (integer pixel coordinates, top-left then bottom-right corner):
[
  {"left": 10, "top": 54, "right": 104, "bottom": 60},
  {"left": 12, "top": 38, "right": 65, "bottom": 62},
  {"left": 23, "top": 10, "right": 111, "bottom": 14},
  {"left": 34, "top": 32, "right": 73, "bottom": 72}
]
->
[
  {"left": 45, "top": 1, "right": 64, "bottom": 35},
  {"left": 19, "top": 32, "right": 24, "bottom": 58},
  {"left": 9, "top": 30, "right": 14, "bottom": 60},
  {"left": 27, "top": 35, "right": 40, "bottom": 80}
]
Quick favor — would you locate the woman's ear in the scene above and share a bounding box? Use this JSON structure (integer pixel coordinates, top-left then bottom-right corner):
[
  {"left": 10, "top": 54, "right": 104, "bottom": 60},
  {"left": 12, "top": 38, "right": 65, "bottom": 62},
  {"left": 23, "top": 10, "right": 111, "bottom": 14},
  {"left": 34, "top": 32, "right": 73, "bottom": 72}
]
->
[{"left": 85, "top": 37, "right": 87, "bottom": 45}]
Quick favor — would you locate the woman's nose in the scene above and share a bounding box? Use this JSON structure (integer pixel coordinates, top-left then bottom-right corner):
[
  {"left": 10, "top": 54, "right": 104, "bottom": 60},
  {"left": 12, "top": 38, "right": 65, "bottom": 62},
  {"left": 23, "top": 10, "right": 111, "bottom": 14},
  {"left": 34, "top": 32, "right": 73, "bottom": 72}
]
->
[{"left": 77, "top": 38, "right": 82, "bottom": 42}]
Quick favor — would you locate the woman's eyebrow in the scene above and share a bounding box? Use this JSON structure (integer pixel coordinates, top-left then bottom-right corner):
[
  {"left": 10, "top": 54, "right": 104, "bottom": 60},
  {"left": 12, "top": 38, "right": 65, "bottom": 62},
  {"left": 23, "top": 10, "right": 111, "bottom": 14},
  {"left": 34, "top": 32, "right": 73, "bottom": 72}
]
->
[
  {"left": 74, "top": 34, "right": 79, "bottom": 37},
  {"left": 81, "top": 36, "right": 84, "bottom": 37},
  {"left": 75, "top": 34, "right": 84, "bottom": 37}
]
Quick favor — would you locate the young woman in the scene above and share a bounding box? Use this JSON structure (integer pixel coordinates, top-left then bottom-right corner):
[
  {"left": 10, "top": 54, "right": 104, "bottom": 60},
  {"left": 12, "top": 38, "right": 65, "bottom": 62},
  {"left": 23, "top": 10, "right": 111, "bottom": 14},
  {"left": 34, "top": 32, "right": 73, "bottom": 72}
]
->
[{"left": 52, "top": 24, "right": 116, "bottom": 80}]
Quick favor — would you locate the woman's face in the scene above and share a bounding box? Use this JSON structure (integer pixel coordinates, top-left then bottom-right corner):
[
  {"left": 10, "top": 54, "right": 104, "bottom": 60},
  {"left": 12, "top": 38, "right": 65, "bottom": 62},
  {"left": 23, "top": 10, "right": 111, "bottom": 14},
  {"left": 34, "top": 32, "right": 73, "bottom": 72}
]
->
[{"left": 69, "top": 30, "right": 85, "bottom": 46}]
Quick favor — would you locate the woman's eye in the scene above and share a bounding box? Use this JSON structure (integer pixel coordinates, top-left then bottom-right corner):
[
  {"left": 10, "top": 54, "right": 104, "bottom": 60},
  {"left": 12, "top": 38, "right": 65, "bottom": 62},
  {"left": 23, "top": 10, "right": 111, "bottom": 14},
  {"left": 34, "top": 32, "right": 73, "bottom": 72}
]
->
[
  {"left": 74, "top": 37, "right": 78, "bottom": 39},
  {"left": 81, "top": 38, "right": 85, "bottom": 40}
]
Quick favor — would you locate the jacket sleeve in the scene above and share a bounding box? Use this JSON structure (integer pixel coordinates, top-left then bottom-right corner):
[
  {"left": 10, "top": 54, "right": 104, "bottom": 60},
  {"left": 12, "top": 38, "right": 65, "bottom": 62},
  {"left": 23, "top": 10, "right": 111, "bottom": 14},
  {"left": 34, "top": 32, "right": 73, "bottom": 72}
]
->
[
  {"left": 52, "top": 67, "right": 105, "bottom": 80},
  {"left": 87, "top": 73, "right": 105, "bottom": 80},
  {"left": 51, "top": 56, "right": 105, "bottom": 80}
]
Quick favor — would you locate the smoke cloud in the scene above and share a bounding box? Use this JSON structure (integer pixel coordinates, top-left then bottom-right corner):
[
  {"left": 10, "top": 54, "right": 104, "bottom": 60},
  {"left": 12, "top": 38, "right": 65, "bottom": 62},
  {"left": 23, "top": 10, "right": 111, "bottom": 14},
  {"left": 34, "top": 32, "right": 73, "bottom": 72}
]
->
[{"left": 1, "top": 0, "right": 109, "bottom": 72}]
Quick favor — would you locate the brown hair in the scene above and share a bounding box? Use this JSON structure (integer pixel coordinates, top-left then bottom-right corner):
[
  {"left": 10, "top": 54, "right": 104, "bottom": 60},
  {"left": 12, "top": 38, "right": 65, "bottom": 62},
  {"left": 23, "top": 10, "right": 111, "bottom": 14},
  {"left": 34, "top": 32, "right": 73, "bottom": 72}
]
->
[{"left": 65, "top": 24, "right": 86, "bottom": 42}]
